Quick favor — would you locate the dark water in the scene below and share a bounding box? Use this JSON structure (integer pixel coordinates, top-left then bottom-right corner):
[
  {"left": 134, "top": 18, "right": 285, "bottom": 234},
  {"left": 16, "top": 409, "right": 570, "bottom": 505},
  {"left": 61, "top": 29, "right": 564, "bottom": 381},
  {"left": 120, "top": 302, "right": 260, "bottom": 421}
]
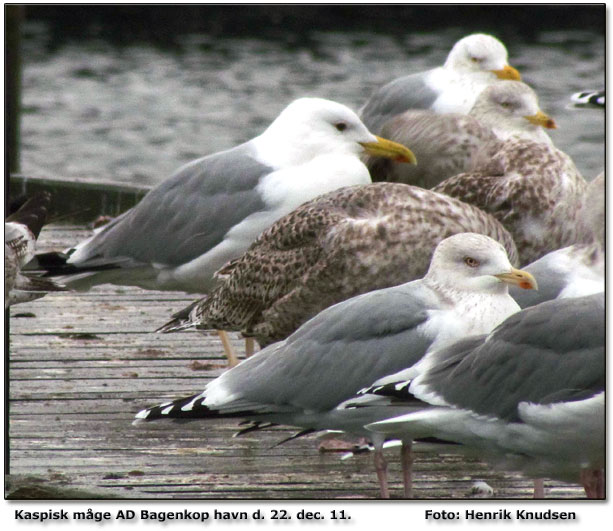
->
[{"left": 19, "top": 13, "right": 604, "bottom": 186}]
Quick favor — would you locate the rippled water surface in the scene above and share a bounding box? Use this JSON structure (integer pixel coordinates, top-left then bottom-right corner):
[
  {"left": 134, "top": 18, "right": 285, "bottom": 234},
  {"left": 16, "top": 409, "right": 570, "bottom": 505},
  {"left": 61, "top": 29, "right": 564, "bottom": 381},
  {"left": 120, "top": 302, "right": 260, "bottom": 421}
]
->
[{"left": 20, "top": 23, "right": 604, "bottom": 185}]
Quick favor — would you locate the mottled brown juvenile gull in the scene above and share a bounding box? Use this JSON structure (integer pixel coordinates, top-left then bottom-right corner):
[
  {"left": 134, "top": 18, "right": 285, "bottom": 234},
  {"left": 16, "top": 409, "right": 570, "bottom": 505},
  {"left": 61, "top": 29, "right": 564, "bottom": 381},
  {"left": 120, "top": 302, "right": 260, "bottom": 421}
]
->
[
  {"left": 158, "top": 183, "right": 519, "bottom": 347},
  {"left": 433, "top": 137, "right": 587, "bottom": 264},
  {"left": 36, "top": 97, "right": 415, "bottom": 365},
  {"left": 135, "top": 233, "right": 537, "bottom": 498},
  {"left": 366, "top": 292, "right": 605, "bottom": 498},
  {"left": 5, "top": 192, "right": 67, "bottom": 308},
  {"left": 509, "top": 172, "right": 604, "bottom": 308},
  {"left": 366, "top": 81, "right": 556, "bottom": 188},
  {"left": 359, "top": 33, "right": 521, "bottom": 134}
]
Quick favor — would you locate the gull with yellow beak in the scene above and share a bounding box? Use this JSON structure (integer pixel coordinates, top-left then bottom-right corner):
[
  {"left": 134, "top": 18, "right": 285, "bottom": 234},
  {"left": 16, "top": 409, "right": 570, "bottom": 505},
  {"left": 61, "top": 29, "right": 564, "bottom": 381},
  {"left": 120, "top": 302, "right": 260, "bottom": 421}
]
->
[
  {"left": 135, "top": 233, "right": 537, "bottom": 498},
  {"left": 366, "top": 80, "right": 557, "bottom": 188},
  {"left": 359, "top": 33, "right": 521, "bottom": 134},
  {"left": 37, "top": 97, "right": 415, "bottom": 365}
]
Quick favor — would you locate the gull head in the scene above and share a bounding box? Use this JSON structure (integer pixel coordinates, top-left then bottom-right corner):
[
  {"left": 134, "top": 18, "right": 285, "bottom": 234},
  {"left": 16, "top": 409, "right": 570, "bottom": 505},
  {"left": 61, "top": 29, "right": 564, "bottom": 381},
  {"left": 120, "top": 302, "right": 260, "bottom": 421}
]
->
[
  {"left": 470, "top": 81, "right": 556, "bottom": 141},
  {"left": 445, "top": 33, "right": 520, "bottom": 81},
  {"left": 425, "top": 233, "right": 537, "bottom": 294},
  {"left": 258, "top": 97, "right": 415, "bottom": 167}
]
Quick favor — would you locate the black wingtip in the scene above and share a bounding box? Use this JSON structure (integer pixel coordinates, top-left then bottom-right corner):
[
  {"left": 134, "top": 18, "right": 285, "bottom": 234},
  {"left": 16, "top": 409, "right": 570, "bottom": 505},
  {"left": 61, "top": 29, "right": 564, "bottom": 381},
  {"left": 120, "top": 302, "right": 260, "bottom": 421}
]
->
[{"left": 156, "top": 299, "right": 202, "bottom": 333}]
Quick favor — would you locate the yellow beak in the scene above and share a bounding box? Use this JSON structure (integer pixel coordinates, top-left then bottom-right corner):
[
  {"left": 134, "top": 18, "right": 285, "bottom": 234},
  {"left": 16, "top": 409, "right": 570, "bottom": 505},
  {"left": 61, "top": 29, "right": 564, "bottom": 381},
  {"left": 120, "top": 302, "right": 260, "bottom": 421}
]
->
[
  {"left": 524, "top": 110, "right": 557, "bottom": 129},
  {"left": 491, "top": 64, "right": 521, "bottom": 81},
  {"left": 360, "top": 136, "right": 417, "bottom": 164},
  {"left": 495, "top": 268, "right": 538, "bottom": 290}
]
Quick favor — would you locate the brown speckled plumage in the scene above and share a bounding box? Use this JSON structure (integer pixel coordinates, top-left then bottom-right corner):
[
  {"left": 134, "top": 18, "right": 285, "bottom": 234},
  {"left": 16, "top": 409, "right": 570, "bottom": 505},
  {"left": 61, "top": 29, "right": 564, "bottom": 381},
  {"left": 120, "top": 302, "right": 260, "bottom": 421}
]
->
[
  {"left": 365, "top": 81, "right": 554, "bottom": 188},
  {"left": 367, "top": 110, "right": 496, "bottom": 188},
  {"left": 433, "top": 138, "right": 587, "bottom": 265},
  {"left": 5, "top": 191, "right": 67, "bottom": 308},
  {"left": 160, "top": 182, "right": 517, "bottom": 346}
]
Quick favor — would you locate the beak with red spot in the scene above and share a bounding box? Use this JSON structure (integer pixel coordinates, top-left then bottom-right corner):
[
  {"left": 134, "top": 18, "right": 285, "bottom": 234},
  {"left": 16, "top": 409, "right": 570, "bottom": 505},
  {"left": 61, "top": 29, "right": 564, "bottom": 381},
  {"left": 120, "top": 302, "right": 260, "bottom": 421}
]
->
[
  {"left": 495, "top": 268, "right": 538, "bottom": 290},
  {"left": 524, "top": 110, "right": 557, "bottom": 129}
]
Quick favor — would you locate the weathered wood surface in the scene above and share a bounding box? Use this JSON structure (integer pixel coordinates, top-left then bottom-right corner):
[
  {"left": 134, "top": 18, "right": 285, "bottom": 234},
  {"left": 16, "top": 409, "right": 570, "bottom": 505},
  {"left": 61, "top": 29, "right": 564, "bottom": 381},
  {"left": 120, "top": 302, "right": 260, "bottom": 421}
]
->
[{"left": 6, "top": 225, "right": 588, "bottom": 499}]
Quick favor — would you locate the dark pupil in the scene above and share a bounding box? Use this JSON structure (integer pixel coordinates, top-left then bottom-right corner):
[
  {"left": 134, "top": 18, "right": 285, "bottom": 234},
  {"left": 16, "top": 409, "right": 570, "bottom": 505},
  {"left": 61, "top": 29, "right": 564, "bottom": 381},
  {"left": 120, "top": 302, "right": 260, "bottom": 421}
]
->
[{"left": 335, "top": 123, "right": 347, "bottom": 131}]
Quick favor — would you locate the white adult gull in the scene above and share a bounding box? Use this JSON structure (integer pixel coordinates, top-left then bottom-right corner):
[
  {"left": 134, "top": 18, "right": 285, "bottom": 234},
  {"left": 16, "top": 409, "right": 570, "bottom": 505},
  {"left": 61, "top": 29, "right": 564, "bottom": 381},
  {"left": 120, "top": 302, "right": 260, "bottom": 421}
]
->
[
  {"left": 366, "top": 80, "right": 556, "bottom": 188},
  {"left": 37, "top": 97, "right": 415, "bottom": 364},
  {"left": 366, "top": 292, "right": 605, "bottom": 498},
  {"left": 134, "top": 233, "right": 537, "bottom": 498},
  {"left": 359, "top": 33, "right": 521, "bottom": 134},
  {"left": 42, "top": 97, "right": 415, "bottom": 293}
]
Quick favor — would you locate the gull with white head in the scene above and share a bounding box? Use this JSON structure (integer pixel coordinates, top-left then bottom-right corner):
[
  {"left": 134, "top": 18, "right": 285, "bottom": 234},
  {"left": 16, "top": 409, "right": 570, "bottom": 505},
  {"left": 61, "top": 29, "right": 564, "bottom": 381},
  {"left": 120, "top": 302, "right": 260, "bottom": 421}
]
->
[
  {"left": 366, "top": 80, "right": 556, "bottom": 188},
  {"left": 134, "top": 233, "right": 537, "bottom": 498},
  {"left": 359, "top": 33, "right": 521, "bottom": 134},
  {"left": 36, "top": 97, "right": 415, "bottom": 365}
]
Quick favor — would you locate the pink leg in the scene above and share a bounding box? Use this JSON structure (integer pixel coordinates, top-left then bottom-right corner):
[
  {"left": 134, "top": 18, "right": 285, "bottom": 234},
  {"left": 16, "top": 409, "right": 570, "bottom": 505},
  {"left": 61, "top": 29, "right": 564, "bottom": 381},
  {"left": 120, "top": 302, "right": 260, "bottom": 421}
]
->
[
  {"left": 401, "top": 440, "right": 414, "bottom": 498},
  {"left": 244, "top": 337, "right": 256, "bottom": 357},
  {"left": 533, "top": 478, "right": 545, "bottom": 498},
  {"left": 218, "top": 330, "right": 239, "bottom": 367},
  {"left": 580, "top": 469, "right": 605, "bottom": 499},
  {"left": 374, "top": 448, "right": 390, "bottom": 499}
]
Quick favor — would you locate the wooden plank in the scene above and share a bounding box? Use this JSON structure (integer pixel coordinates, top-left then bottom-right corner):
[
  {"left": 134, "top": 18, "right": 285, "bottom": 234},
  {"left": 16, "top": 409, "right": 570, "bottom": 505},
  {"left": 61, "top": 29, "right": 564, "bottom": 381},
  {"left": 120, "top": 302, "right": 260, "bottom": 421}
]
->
[{"left": 6, "top": 224, "right": 589, "bottom": 499}]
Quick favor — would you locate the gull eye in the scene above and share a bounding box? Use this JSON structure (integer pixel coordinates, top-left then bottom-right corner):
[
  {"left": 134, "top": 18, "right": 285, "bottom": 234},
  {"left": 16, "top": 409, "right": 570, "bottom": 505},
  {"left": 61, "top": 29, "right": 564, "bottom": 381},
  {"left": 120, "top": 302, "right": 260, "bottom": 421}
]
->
[
  {"left": 471, "top": 56, "right": 482, "bottom": 63},
  {"left": 334, "top": 122, "right": 348, "bottom": 132},
  {"left": 500, "top": 102, "right": 512, "bottom": 109},
  {"left": 464, "top": 256, "right": 480, "bottom": 268}
]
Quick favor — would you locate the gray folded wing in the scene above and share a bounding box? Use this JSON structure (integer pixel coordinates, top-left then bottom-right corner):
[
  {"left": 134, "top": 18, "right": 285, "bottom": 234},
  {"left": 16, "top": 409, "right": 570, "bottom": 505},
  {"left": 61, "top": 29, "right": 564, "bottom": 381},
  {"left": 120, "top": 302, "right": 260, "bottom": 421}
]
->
[
  {"left": 359, "top": 72, "right": 438, "bottom": 134},
  {"left": 209, "top": 282, "right": 444, "bottom": 414},
  {"left": 415, "top": 293, "right": 604, "bottom": 422},
  {"left": 70, "top": 142, "right": 272, "bottom": 268},
  {"left": 510, "top": 244, "right": 603, "bottom": 308}
]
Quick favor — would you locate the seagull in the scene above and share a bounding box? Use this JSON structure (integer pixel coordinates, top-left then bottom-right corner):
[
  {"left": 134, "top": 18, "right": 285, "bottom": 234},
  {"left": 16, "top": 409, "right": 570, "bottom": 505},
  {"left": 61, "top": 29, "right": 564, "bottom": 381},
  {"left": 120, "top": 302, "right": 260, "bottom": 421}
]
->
[
  {"left": 433, "top": 137, "right": 588, "bottom": 264},
  {"left": 158, "top": 183, "right": 518, "bottom": 349},
  {"left": 366, "top": 80, "right": 556, "bottom": 187},
  {"left": 135, "top": 233, "right": 537, "bottom": 498},
  {"left": 366, "top": 293, "right": 605, "bottom": 499},
  {"left": 5, "top": 191, "right": 67, "bottom": 308},
  {"left": 509, "top": 172, "right": 604, "bottom": 308},
  {"left": 359, "top": 33, "right": 521, "bottom": 134},
  {"left": 36, "top": 97, "right": 415, "bottom": 365}
]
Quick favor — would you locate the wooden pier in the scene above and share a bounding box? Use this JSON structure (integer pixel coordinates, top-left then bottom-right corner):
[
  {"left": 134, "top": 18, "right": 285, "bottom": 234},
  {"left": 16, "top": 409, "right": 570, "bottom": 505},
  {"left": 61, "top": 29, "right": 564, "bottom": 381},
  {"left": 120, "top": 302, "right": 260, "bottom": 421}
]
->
[{"left": 6, "top": 224, "right": 588, "bottom": 500}]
